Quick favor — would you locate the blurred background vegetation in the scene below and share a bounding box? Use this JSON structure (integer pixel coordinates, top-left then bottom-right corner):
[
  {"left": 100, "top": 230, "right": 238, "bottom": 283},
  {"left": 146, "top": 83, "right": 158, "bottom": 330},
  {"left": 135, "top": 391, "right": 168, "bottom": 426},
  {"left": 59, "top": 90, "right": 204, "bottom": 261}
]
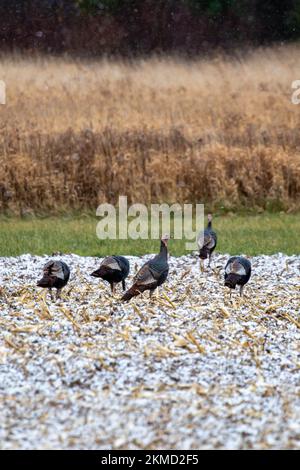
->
[
  {"left": 1, "top": 1, "right": 300, "bottom": 255},
  {"left": 1, "top": 0, "right": 300, "bottom": 56}
]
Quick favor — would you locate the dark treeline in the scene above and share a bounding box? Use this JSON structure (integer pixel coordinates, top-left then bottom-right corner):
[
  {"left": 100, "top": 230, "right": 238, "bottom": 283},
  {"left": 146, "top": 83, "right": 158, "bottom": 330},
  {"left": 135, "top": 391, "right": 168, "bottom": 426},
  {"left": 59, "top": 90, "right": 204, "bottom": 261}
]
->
[{"left": 1, "top": 0, "right": 300, "bottom": 56}]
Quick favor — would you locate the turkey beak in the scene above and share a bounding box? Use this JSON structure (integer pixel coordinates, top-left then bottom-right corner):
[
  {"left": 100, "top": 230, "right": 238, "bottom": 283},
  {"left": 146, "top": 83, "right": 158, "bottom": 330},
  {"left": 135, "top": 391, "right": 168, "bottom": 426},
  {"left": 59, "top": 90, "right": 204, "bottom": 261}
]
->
[{"left": 162, "top": 234, "right": 171, "bottom": 246}]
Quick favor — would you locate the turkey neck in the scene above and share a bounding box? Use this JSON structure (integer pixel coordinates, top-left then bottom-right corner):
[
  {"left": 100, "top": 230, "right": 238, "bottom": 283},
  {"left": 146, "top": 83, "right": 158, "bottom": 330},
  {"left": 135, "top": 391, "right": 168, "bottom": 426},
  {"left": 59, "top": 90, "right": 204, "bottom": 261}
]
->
[{"left": 159, "top": 240, "right": 168, "bottom": 260}]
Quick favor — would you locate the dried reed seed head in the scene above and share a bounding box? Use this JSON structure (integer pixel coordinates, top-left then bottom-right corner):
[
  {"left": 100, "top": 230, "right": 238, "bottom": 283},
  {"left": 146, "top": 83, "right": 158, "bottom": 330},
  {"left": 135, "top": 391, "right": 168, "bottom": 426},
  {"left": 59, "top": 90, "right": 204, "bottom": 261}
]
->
[{"left": 0, "top": 49, "right": 300, "bottom": 212}]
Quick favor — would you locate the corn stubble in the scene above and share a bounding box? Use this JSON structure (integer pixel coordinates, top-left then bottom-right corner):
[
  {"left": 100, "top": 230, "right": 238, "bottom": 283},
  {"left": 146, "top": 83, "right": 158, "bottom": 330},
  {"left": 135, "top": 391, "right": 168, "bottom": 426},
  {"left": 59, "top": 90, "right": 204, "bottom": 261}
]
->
[
  {"left": 0, "top": 46, "right": 300, "bottom": 214},
  {"left": 0, "top": 253, "right": 299, "bottom": 449}
]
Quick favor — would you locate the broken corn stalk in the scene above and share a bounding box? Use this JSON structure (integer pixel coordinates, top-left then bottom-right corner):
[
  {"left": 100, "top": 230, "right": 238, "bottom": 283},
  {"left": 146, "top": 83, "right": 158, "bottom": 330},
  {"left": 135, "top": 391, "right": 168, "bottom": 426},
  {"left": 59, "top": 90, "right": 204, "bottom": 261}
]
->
[{"left": 185, "top": 331, "right": 206, "bottom": 354}]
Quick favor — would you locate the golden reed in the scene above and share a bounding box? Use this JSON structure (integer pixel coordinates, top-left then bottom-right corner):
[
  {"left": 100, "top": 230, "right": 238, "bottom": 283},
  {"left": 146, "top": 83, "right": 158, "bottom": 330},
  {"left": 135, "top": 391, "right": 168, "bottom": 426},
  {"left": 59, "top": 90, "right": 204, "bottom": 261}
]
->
[{"left": 0, "top": 46, "right": 299, "bottom": 213}]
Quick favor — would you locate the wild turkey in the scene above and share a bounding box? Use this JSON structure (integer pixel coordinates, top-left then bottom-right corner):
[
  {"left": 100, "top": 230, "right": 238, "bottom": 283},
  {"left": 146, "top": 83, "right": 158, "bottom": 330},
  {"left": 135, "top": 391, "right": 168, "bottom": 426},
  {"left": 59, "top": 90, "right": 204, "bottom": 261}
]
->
[
  {"left": 224, "top": 256, "right": 251, "bottom": 297},
  {"left": 122, "top": 235, "right": 169, "bottom": 302},
  {"left": 197, "top": 213, "right": 217, "bottom": 270},
  {"left": 91, "top": 256, "right": 130, "bottom": 294},
  {"left": 37, "top": 260, "right": 70, "bottom": 300}
]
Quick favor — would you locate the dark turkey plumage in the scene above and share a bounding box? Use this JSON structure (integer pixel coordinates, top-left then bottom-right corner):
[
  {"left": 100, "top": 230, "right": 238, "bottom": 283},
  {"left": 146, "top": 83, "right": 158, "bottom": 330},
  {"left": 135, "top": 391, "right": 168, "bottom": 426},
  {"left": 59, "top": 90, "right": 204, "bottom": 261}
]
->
[
  {"left": 37, "top": 260, "right": 70, "bottom": 300},
  {"left": 122, "top": 235, "right": 169, "bottom": 302},
  {"left": 197, "top": 213, "right": 217, "bottom": 269},
  {"left": 91, "top": 255, "right": 130, "bottom": 294},
  {"left": 224, "top": 256, "right": 251, "bottom": 296}
]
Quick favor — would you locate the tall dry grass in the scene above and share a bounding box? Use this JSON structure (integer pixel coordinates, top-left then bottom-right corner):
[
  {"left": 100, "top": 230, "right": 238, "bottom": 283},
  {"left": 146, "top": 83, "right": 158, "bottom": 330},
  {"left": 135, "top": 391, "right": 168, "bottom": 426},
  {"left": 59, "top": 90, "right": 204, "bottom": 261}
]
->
[{"left": 0, "top": 46, "right": 300, "bottom": 213}]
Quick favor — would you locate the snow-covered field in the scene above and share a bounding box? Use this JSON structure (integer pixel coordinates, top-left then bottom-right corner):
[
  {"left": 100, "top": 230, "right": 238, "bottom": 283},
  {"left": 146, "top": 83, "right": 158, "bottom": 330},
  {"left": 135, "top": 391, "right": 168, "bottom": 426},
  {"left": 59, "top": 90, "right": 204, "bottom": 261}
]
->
[{"left": 0, "top": 253, "right": 299, "bottom": 449}]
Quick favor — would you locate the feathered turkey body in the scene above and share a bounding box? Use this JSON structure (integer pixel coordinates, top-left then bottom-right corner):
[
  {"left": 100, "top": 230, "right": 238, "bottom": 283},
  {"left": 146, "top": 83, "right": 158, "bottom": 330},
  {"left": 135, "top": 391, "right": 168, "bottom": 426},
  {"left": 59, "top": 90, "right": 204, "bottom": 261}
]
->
[
  {"left": 224, "top": 256, "right": 251, "bottom": 296},
  {"left": 37, "top": 260, "right": 70, "bottom": 300},
  {"left": 91, "top": 255, "right": 130, "bottom": 294},
  {"left": 122, "top": 236, "right": 169, "bottom": 302},
  {"left": 197, "top": 214, "right": 217, "bottom": 269}
]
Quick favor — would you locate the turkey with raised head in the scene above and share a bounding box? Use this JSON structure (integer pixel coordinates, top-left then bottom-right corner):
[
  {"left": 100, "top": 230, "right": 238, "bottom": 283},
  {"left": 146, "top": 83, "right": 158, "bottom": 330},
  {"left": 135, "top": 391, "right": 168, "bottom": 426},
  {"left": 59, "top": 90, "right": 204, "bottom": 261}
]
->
[
  {"left": 122, "top": 235, "right": 169, "bottom": 302},
  {"left": 91, "top": 255, "right": 130, "bottom": 294},
  {"left": 197, "top": 213, "right": 217, "bottom": 270},
  {"left": 224, "top": 256, "right": 251, "bottom": 297},
  {"left": 37, "top": 260, "right": 70, "bottom": 300}
]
